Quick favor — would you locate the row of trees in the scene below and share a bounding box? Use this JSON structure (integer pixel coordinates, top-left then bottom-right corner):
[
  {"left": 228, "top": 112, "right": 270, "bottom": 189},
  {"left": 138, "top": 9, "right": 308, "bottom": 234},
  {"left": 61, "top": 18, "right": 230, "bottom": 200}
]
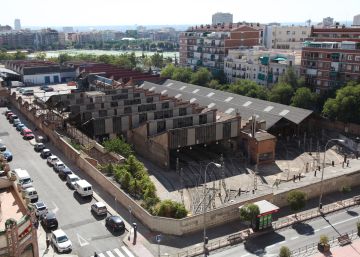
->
[
  {"left": 102, "top": 137, "right": 187, "bottom": 219},
  {"left": 0, "top": 50, "right": 27, "bottom": 60}
]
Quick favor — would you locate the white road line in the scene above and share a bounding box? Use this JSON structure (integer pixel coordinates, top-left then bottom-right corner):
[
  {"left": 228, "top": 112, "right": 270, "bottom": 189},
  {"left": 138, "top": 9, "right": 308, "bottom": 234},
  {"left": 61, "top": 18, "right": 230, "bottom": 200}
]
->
[
  {"left": 314, "top": 229, "right": 320, "bottom": 232},
  {"left": 98, "top": 253, "right": 106, "bottom": 257},
  {"left": 290, "top": 236, "right": 299, "bottom": 240},
  {"left": 241, "top": 254, "right": 250, "bottom": 257},
  {"left": 114, "top": 248, "right": 126, "bottom": 257},
  {"left": 121, "top": 246, "right": 135, "bottom": 257},
  {"left": 106, "top": 251, "right": 116, "bottom": 257}
]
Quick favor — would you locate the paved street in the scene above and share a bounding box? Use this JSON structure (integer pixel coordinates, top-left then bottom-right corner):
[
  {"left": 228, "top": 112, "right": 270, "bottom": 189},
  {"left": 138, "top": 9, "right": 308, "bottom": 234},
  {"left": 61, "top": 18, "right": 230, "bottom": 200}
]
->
[
  {"left": 0, "top": 107, "right": 135, "bottom": 257},
  {"left": 212, "top": 205, "right": 360, "bottom": 257}
]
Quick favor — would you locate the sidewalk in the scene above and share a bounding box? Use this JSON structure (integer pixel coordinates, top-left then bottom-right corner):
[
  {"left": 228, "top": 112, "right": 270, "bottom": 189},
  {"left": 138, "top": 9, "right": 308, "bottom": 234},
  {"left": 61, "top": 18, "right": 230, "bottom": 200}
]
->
[{"left": 313, "top": 237, "right": 360, "bottom": 257}]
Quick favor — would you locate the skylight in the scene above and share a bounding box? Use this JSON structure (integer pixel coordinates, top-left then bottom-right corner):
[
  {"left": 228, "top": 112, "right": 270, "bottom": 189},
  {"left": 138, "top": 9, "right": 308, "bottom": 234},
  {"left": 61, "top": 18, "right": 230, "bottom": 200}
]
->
[
  {"left": 264, "top": 106, "right": 274, "bottom": 112},
  {"left": 208, "top": 103, "right": 216, "bottom": 108},
  {"left": 279, "top": 110, "right": 290, "bottom": 116},
  {"left": 207, "top": 92, "right": 215, "bottom": 97},
  {"left": 225, "top": 97, "right": 233, "bottom": 102},
  {"left": 225, "top": 108, "right": 235, "bottom": 114}
]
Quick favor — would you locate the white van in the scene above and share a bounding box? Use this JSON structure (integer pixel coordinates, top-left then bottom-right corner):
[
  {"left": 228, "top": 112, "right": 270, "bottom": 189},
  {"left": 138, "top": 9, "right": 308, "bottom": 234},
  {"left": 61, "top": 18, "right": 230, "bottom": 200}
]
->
[
  {"left": 74, "top": 179, "right": 93, "bottom": 197},
  {"left": 12, "top": 168, "right": 33, "bottom": 190},
  {"left": 23, "top": 187, "right": 38, "bottom": 202}
]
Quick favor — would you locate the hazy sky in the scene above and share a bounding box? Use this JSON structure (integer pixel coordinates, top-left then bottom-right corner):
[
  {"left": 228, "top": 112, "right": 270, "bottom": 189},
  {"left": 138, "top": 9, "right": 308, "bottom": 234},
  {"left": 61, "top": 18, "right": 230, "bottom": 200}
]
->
[{"left": 1, "top": 0, "right": 358, "bottom": 27}]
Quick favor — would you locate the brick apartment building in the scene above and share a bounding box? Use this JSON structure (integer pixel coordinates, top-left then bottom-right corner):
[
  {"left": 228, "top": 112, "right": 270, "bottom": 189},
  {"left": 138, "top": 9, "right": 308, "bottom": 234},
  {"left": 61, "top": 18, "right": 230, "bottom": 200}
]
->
[
  {"left": 309, "top": 26, "right": 360, "bottom": 42},
  {"left": 179, "top": 23, "right": 263, "bottom": 75},
  {"left": 300, "top": 41, "right": 360, "bottom": 92}
]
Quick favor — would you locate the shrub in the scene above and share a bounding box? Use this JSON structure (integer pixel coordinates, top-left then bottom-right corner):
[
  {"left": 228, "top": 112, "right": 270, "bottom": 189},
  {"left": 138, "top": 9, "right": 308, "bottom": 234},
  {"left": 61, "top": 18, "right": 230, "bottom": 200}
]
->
[
  {"left": 319, "top": 235, "right": 329, "bottom": 245},
  {"left": 70, "top": 140, "right": 82, "bottom": 150},
  {"left": 287, "top": 190, "right": 307, "bottom": 213},
  {"left": 154, "top": 199, "right": 188, "bottom": 219},
  {"left": 103, "top": 136, "right": 133, "bottom": 158},
  {"left": 279, "top": 246, "right": 291, "bottom": 257},
  {"left": 341, "top": 185, "right": 351, "bottom": 193}
]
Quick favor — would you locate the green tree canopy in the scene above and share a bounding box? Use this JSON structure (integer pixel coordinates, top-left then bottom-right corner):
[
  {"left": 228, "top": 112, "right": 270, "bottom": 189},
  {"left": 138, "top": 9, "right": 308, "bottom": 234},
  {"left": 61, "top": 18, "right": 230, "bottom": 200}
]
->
[
  {"left": 228, "top": 80, "right": 269, "bottom": 100},
  {"left": 239, "top": 203, "right": 260, "bottom": 227},
  {"left": 279, "top": 246, "right": 291, "bottom": 257},
  {"left": 161, "top": 63, "right": 176, "bottom": 78},
  {"left": 190, "top": 67, "right": 212, "bottom": 87},
  {"left": 269, "top": 82, "right": 294, "bottom": 105},
  {"left": 322, "top": 83, "right": 360, "bottom": 124},
  {"left": 154, "top": 199, "right": 188, "bottom": 219},
  {"left": 291, "top": 87, "right": 318, "bottom": 110},
  {"left": 172, "top": 67, "right": 192, "bottom": 83},
  {"left": 287, "top": 190, "right": 307, "bottom": 213},
  {"left": 150, "top": 53, "right": 164, "bottom": 68},
  {"left": 279, "top": 67, "right": 304, "bottom": 89},
  {"left": 208, "top": 79, "right": 221, "bottom": 89},
  {"left": 103, "top": 137, "right": 134, "bottom": 158}
]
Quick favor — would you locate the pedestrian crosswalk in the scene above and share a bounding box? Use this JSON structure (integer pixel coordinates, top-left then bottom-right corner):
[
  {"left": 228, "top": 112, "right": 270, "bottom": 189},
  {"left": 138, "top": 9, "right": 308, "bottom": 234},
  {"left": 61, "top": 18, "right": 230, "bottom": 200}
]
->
[{"left": 91, "top": 246, "right": 135, "bottom": 257}]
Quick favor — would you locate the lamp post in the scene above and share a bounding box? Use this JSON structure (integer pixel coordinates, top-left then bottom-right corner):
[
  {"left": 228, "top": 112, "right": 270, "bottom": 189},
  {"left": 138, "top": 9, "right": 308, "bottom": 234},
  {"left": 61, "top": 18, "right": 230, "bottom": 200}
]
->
[
  {"left": 203, "top": 162, "right": 221, "bottom": 256},
  {"left": 318, "top": 139, "right": 345, "bottom": 211},
  {"left": 128, "top": 206, "right": 132, "bottom": 241}
]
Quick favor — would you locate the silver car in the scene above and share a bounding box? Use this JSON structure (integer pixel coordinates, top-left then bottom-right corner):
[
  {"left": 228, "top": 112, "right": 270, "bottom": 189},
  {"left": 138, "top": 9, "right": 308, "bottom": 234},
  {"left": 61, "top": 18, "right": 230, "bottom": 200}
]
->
[{"left": 66, "top": 174, "right": 80, "bottom": 189}]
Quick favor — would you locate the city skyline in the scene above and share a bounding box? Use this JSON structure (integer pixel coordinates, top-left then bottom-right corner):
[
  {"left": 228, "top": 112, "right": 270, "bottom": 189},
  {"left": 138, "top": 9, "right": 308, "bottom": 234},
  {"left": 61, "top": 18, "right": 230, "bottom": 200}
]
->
[{"left": 1, "top": 0, "right": 358, "bottom": 27}]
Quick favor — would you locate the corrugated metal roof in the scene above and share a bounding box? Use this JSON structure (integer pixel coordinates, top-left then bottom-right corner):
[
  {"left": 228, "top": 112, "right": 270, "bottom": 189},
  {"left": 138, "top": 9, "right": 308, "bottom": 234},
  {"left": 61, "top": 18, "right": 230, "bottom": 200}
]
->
[{"left": 141, "top": 79, "right": 313, "bottom": 129}]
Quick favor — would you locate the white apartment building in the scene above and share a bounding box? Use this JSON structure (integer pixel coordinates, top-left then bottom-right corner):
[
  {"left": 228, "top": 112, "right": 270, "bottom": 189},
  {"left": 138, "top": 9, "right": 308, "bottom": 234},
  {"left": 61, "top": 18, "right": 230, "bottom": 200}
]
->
[
  {"left": 212, "top": 12, "right": 233, "bottom": 25},
  {"left": 354, "top": 14, "right": 360, "bottom": 26},
  {"left": 224, "top": 46, "right": 301, "bottom": 86},
  {"left": 264, "top": 25, "right": 311, "bottom": 50}
]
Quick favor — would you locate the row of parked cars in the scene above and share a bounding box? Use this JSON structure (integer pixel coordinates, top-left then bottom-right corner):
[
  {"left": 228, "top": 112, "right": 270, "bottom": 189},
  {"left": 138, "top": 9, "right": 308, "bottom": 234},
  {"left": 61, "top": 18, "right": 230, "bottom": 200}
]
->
[{"left": 5, "top": 109, "right": 35, "bottom": 140}]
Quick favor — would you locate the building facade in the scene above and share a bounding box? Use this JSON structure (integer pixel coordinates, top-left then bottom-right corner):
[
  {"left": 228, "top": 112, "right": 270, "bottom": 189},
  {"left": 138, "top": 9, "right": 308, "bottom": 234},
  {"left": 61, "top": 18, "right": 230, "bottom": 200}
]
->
[
  {"left": 354, "top": 14, "right": 360, "bottom": 26},
  {"left": 212, "top": 12, "right": 233, "bottom": 25},
  {"left": 224, "top": 47, "right": 300, "bottom": 86},
  {"left": 309, "top": 26, "right": 360, "bottom": 42},
  {"left": 14, "top": 19, "right": 21, "bottom": 30},
  {"left": 300, "top": 41, "right": 360, "bottom": 92},
  {"left": 179, "top": 23, "right": 262, "bottom": 74},
  {"left": 264, "top": 25, "right": 311, "bottom": 50}
]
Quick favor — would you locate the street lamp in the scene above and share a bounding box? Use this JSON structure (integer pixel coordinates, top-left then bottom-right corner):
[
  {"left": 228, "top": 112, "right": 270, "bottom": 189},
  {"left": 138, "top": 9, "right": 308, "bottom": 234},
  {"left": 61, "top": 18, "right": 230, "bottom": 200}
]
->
[
  {"left": 318, "top": 138, "right": 345, "bottom": 211},
  {"left": 128, "top": 206, "right": 132, "bottom": 241},
  {"left": 203, "top": 162, "right": 221, "bottom": 256}
]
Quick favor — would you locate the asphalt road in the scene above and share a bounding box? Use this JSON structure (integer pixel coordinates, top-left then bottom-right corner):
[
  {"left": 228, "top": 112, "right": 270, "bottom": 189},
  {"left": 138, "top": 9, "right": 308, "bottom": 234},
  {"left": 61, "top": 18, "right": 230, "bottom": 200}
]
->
[
  {"left": 0, "top": 107, "right": 130, "bottom": 257},
  {"left": 212, "top": 206, "right": 360, "bottom": 257}
]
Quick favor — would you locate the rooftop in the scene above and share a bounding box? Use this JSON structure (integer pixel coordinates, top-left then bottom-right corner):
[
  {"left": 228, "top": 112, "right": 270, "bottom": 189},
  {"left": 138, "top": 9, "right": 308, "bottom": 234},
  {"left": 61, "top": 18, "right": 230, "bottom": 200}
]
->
[{"left": 0, "top": 187, "right": 26, "bottom": 229}]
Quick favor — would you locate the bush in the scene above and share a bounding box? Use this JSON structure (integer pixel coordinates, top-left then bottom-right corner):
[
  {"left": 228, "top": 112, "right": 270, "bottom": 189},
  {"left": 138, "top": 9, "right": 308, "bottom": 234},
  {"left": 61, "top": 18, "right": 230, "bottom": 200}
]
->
[
  {"left": 70, "top": 140, "right": 82, "bottom": 150},
  {"left": 287, "top": 190, "right": 307, "bottom": 213},
  {"left": 279, "top": 246, "right": 291, "bottom": 257},
  {"left": 319, "top": 235, "right": 329, "bottom": 245},
  {"left": 103, "top": 136, "right": 133, "bottom": 158},
  {"left": 341, "top": 185, "right": 351, "bottom": 193},
  {"left": 154, "top": 199, "right": 188, "bottom": 219}
]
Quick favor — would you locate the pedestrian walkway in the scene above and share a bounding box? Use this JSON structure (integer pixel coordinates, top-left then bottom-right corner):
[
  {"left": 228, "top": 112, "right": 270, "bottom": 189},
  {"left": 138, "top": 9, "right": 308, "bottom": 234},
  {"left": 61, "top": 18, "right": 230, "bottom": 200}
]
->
[
  {"left": 313, "top": 237, "right": 360, "bottom": 257},
  {"left": 90, "top": 246, "right": 135, "bottom": 257}
]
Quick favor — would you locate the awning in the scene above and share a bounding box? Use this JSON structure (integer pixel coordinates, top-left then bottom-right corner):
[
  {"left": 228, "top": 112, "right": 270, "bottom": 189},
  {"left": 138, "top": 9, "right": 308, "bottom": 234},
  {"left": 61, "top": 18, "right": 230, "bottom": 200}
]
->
[{"left": 272, "top": 57, "right": 287, "bottom": 61}]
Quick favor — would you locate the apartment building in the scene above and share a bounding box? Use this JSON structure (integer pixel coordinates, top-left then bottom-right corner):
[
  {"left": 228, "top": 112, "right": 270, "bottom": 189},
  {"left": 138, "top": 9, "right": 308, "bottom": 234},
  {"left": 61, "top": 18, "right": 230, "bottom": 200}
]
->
[
  {"left": 264, "top": 25, "right": 311, "bottom": 50},
  {"left": 353, "top": 14, "right": 360, "bottom": 26},
  {"left": 224, "top": 46, "right": 301, "bottom": 86},
  {"left": 300, "top": 41, "right": 360, "bottom": 92},
  {"left": 309, "top": 26, "right": 360, "bottom": 42},
  {"left": 212, "top": 12, "right": 233, "bottom": 25},
  {"left": 179, "top": 23, "right": 262, "bottom": 74}
]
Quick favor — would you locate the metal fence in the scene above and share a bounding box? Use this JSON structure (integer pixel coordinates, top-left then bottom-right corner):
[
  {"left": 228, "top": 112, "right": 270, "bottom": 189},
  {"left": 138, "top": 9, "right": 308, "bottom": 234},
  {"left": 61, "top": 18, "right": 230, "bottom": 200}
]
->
[{"left": 291, "top": 230, "right": 359, "bottom": 257}]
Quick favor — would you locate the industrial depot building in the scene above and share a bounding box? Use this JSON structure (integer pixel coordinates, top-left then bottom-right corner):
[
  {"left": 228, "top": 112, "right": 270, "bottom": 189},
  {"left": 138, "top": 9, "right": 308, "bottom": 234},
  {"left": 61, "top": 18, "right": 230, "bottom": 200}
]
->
[{"left": 45, "top": 75, "right": 313, "bottom": 169}]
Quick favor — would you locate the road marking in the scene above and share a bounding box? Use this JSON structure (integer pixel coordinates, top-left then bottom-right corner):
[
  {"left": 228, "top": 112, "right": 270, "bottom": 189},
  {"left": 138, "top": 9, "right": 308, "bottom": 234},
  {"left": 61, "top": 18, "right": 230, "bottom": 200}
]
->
[
  {"left": 98, "top": 253, "right": 106, "bottom": 257},
  {"left": 241, "top": 254, "right": 250, "bottom": 257},
  {"left": 114, "top": 248, "right": 126, "bottom": 257},
  {"left": 106, "top": 251, "right": 116, "bottom": 257},
  {"left": 121, "top": 246, "right": 134, "bottom": 257},
  {"left": 76, "top": 233, "right": 89, "bottom": 247},
  {"left": 51, "top": 201, "right": 59, "bottom": 213},
  {"left": 290, "top": 236, "right": 299, "bottom": 240},
  {"left": 314, "top": 229, "right": 320, "bottom": 232}
]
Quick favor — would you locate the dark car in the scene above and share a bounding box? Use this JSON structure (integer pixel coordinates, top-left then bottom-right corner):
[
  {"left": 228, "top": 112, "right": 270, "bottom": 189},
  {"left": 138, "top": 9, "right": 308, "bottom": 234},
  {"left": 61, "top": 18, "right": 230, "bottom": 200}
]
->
[
  {"left": 58, "top": 167, "right": 73, "bottom": 180},
  {"left": 6, "top": 112, "right": 14, "bottom": 120},
  {"left": 5, "top": 109, "right": 12, "bottom": 116},
  {"left": 2, "top": 151, "right": 13, "bottom": 162},
  {"left": 0, "top": 143, "right": 6, "bottom": 152},
  {"left": 34, "top": 143, "right": 45, "bottom": 152},
  {"left": 23, "top": 133, "right": 35, "bottom": 140},
  {"left": 41, "top": 211, "right": 58, "bottom": 230},
  {"left": 40, "top": 149, "right": 52, "bottom": 158},
  {"left": 105, "top": 216, "right": 125, "bottom": 232},
  {"left": 40, "top": 85, "right": 54, "bottom": 92},
  {"left": 9, "top": 114, "right": 18, "bottom": 123}
]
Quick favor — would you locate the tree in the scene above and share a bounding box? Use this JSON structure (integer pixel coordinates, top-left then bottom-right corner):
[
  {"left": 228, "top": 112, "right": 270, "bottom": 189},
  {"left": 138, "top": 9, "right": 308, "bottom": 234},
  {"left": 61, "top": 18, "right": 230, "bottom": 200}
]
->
[
  {"left": 322, "top": 83, "right": 360, "bottom": 124},
  {"left": 228, "top": 80, "right": 269, "bottom": 100},
  {"left": 279, "top": 246, "right": 291, "bottom": 257},
  {"left": 150, "top": 53, "right": 164, "bottom": 68},
  {"left": 190, "top": 67, "right": 212, "bottom": 87},
  {"left": 287, "top": 190, "right": 307, "bottom": 214},
  {"left": 103, "top": 137, "right": 134, "bottom": 158},
  {"left": 161, "top": 64, "right": 176, "bottom": 78},
  {"left": 291, "top": 87, "right": 317, "bottom": 110},
  {"left": 239, "top": 203, "right": 260, "bottom": 228},
  {"left": 172, "top": 67, "right": 192, "bottom": 83},
  {"left": 279, "top": 67, "right": 304, "bottom": 89},
  {"left": 14, "top": 50, "right": 26, "bottom": 60},
  {"left": 208, "top": 79, "right": 220, "bottom": 89},
  {"left": 35, "top": 52, "right": 47, "bottom": 60},
  {"left": 58, "top": 53, "right": 71, "bottom": 63},
  {"left": 269, "top": 82, "right": 294, "bottom": 105},
  {"left": 154, "top": 199, "right": 188, "bottom": 219}
]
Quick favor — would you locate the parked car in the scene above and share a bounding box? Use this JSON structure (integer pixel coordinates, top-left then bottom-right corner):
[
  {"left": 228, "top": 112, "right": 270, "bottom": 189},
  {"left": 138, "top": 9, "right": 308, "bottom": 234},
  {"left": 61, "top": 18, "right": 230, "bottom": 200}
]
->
[
  {"left": 34, "top": 143, "right": 45, "bottom": 152},
  {"left": 13, "top": 119, "right": 21, "bottom": 127},
  {"left": 40, "top": 85, "right": 54, "bottom": 92},
  {"left": 40, "top": 149, "right": 52, "bottom": 159},
  {"left": 5, "top": 109, "right": 12, "bottom": 116},
  {"left": 9, "top": 114, "right": 18, "bottom": 123},
  {"left": 2, "top": 151, "right": 13, "bottom": 162},
  {"left": 47, "top": 156, "right": 59, "bottom": 166},
  {"left": 23, "top": 187, "right": 38, "bottom": 202},
  {"left": 91, "top": 202, "right": 107, "bottom": 216},
  {"left": 19, "top": 88, "right": 26, "bottom": 94},
  {"left": 6, "top": 112, "right": 14, "bottom": 119},
  {"left": 22, "top": 89, "right": 34, "bottom": 96},
  {"left": 51, "top": 229, "right": 72, "bottom": 253},
  {"left": 21, "top": 128, "right": 32, "bottom": 136},
  {"left": 105, "top": 216, "right": 125, "bottom": 232},
  {"left": 41, "top": 211, "right": 58, "bottom": 230},
  {"left": 23, "top": 132, "right": 35, "bottom": 140},
  {"left": 58, "top": 167, "right": 72, "bottom": 180},
  {"left": 16, "top": 123, "right": 26, "bottom": 131},
  {"left": 0, "top": 143, "right": 6, "bottom": 152},
  {"left": 66, "top": 174, "right": 80, "bottom": 189},
  {"left": 53, "top": 161, "right": 66, "bottom": 172},
  {"left": 33, "top": 201, "right": 48, "bottom": 217}
]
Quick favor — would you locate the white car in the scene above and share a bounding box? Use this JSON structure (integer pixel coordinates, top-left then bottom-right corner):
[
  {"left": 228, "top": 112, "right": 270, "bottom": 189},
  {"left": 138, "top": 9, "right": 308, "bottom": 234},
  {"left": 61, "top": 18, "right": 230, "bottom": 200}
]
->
[
  {"left": 51, "top": 229, "right": 72, "bottom": 253},
  {"left": 66, "top": 174, "right": 80, "bottom": 189},
  {"left": 47, "top": 155, "right": 59, "bottom": 166},
  {"left": 33, "top": 201, "right": 48, "bottom": 217},
  {"left": 53, "top": 161, "right": 66, "bottom": 172},
  {"left": 23, "top": 187, "right": 38, "bottom": 202},
  {"left": 91, "top": 202, "right": 107, "bottom": 216}
]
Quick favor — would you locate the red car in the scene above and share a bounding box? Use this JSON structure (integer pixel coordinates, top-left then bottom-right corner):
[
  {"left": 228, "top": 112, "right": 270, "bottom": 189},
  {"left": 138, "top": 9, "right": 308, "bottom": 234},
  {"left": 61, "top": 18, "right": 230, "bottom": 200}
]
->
[
  {"left": 6, "top": 112, "right": 14, "bottom": 120},
  {"left": 21, "top": 128, "right": 33, "bottom": 136},
  {"left": 23, "top": 132, "right": 35, "bottom": 140}
]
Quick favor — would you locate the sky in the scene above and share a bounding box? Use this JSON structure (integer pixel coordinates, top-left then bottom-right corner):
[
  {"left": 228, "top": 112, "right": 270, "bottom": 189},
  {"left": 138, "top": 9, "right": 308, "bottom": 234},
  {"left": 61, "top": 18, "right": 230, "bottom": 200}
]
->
[{"left": 1, "top": 0, "right": 359, "bottom": 27}]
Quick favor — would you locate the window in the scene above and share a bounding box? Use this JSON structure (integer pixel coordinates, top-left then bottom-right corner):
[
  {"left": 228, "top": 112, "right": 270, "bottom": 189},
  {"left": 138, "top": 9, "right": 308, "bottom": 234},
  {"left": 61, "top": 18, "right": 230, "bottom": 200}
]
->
[
  {"left": 99, "top": 110, "right": 107, "bottom": 117},
  {"left": 162, "top": 102, "right": 169, "bottom": 109},
  {"left": 355, "top": 65, "right": 360, "bottom": 72},
  {"left": 292, "top": 31, "right": 295, "bottom": 35},
  {"left": 347, "top": 65, "right": 352, "bottom": 71},
  {"left": 157, "top": 121, "right": 166, "bottom": 133},
  {"left": 355, "top": 56, "right": 360, "bottom": 62},
  {"left": 110, "top": 101, "right": 118, "bottom": 107},
  {"left": 347, "top": 55, "right": 353, "bottom": 61},
  {"left": 302, "top": 31, "right": 307, "bottom": 35},
  {"left": 286, "top": 31, "right": 290, "bottom": 35},
  {"left": 179, "top": 108, "right": 187, "bottom": 116},
  {"left": 199, "top": 114, "right": 207, "bottom": 124},
  {"left": 146, "top": 97, "right": 154, "bottom": 103},
  {"left": 139, "top": 113, "right": 147, "bottom": 124},
  {"left": 124, "top": 106, "right": 132, "bottom": 114}
]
